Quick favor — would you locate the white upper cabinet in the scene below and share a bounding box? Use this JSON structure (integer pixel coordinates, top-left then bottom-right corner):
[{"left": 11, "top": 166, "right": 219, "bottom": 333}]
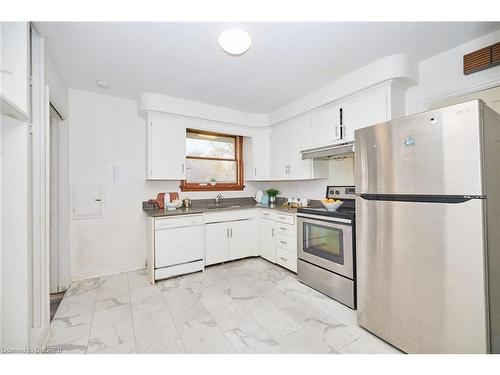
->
[
  {"left": 270, "top": 123, "right": 290, "bottom": 180},
  {"left": 310, "top": 103, "right": 342, "bottom": 148},
  {"left": 269, "top": 117, "right": 328, "bottom": 180},
  {"left": 309, "top": 83, "right": 395, "bottom": 146},
  {"left": 146, "top": 113, "right": 186, "bottom": 180},
  {"left": 342, "top": 84, "right": 390, "bottom": 142},
  {"left": 0, "top": 22, "right": 30, "bottom": 121},
  {"left": 244, "top": 128, "right": 271, "bottom": 181},
  {"left": 288, "top": 116, "right": 324, "bottom": 179}
]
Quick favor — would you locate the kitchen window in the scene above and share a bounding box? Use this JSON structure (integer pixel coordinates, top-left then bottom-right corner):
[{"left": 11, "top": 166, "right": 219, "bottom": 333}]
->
[{"left": 180, "top": 129, "right": 244, "bottom": 191}]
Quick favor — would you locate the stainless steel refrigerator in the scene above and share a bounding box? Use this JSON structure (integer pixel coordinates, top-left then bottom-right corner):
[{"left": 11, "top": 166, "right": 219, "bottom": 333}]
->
[{"left": 355, "top": 100, "right": 500, "bottom": 354}]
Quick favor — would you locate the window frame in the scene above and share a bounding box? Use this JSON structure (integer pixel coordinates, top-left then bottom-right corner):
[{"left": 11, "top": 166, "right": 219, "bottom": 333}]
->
[{"left": 180, "top": 128, "right": 245, "bottom": 192}]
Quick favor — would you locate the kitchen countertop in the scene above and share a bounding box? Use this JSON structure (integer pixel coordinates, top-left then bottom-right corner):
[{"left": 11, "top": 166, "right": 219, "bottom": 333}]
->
[{"left": 143, "top": 203, "right": 298, "bottom": 218}]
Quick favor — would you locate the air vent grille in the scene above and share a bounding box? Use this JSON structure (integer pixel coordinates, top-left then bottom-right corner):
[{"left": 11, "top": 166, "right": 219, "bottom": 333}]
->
[
  {"left": 464, "top": 47, "right": 491, "bottom": 74},
  {"left": 492, "top": 42, "right": 500, "bottom": 64},
  {"left": 463, "top": 42, "right": 500, "bottom": 75}
]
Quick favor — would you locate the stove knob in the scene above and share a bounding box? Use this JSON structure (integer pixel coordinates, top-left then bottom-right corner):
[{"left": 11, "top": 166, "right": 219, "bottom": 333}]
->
[{"left": 335, "top": 190, "right": 340, "bottom": 195}]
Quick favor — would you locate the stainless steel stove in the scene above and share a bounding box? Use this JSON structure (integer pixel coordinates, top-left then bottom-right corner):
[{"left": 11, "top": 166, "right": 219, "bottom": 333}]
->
[{"left": 296, "top": 186, "right": 356, "bottom": 309}]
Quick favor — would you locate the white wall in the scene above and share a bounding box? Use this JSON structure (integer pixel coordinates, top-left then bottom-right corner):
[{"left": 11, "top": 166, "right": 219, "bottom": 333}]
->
[
  {"left": 1, "top": 115, "right": 29, "bottom": 348},
  {"left": 68, "top": 89, "right": 261, "bottom": 280},
  {"left": 406, "top": 28, "right": 500, "bottom": 114}
]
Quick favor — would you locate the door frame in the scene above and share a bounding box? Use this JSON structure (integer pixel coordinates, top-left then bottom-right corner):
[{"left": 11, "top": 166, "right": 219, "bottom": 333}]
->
[
  {"left": 49, "top": 105, "right": 70, "bottom": 293},
  {"left": 29, "top": 23, "right": 51, "bottom": 348}
]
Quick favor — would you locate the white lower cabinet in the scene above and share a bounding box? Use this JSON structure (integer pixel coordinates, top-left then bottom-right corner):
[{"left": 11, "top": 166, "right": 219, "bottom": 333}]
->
[
  {"left": 205, "top": 222, "right": 230, "bottom": 266},
  {"left": 260, "top": 217, "right": 276, "bottom": 263},
  {"left": 259, "top": 211, "right": 297, "bottom": 272},
  {"left": 205, "top": 219, "right": 255, "bottom": 266},
  {"left": 228, "top": 219, "right": 254, "bottom": 260},
  {"left": 148, "top": 209, "right": 297, "bottom": 281},
  {"left": 276, "top": 247, "right": 297, "bottom": 272}
]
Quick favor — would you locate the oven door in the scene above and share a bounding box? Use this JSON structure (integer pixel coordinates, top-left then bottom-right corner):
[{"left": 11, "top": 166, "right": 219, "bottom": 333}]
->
[{"left": 297, "top": 215, "right": 353, "bottom": 279}]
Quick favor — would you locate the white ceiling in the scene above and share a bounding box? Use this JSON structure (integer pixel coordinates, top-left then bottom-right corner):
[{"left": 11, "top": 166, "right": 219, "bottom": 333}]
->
[{"left": 42, "top": 22, "right": 500, "bottom": 113}]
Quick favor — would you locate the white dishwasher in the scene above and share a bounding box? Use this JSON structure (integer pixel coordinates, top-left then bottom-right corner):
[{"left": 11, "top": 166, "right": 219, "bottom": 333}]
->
[{"left": 154, "top": 214, "right": 204, "bottom": 281}]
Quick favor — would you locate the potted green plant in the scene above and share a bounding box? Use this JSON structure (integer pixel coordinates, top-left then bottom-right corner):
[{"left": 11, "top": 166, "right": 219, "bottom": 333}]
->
[
  {"left": 208, "top": 177, "right": 217, "bottom": 186},
  {"left": 266, "top": 188, "right": 280, "bottom": 204}
]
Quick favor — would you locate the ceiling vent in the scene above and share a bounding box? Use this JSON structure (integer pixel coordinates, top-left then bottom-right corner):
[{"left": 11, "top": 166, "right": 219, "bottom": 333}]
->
[{"left": 463, "top": 42, "right": 500, "bottom": 75}]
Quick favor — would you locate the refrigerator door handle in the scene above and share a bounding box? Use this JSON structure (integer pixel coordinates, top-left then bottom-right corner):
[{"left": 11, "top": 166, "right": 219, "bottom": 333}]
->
[{"left": 357, "top": 194, "right": 481, "bottom": 204}]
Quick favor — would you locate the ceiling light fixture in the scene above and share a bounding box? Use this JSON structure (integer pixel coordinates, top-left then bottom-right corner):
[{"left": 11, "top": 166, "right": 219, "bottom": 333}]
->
[
  {"left": 96, "top": 80, "right": 110, "bottom": 89},
  {"left": 218, "top": 28, "right": 252, "bottom": 56}
]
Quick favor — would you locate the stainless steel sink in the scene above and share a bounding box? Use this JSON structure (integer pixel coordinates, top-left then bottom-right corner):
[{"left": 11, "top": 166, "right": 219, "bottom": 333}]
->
[{"left": 205, "top": 204, "right": 241, "bottom": 210}]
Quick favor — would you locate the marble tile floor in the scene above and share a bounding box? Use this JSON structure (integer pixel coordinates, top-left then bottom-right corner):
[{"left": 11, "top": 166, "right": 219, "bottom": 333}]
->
[{"left": 45, "top": 257, "right": 401, "bottom": 354}]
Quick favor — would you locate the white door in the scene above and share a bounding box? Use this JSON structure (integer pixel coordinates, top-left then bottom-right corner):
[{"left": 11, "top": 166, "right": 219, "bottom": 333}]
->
[
  {"left": 310, "top": 103, "right": 342, "bottom": 147},
  {"left": 147, "top": 114, "right": 186, "bottom": 180},
  {"left": 259, "top": 218, "right": 276, "bottom": 263},
  {"left": 228, "top": 220, "right": 253, "bottom": 260},
  {"left": 288, "top": 116, "right": 313, "bottom": 179},
  {"left": 270, "top": 124, "right": 290, "bottom": 179},
  {"left": 244, "top": 128, "right": 271, "bottom": 181},
  {"left": 343, "top": 86, "right": 389, "bottom": 142},
  {"left": 205, "top": 222, "right": 229, "bottom": 265}
]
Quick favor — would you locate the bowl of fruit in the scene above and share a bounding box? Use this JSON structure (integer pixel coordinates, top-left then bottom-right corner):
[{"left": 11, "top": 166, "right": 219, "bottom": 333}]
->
[{"left": 321, "top": 198, "right": 343, "bottom": 211}]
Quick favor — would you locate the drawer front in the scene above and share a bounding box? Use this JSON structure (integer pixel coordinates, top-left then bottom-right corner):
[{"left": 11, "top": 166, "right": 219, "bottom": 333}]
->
[
  {"left": 277, "top": 233, "right": 295, "bottom": 253},
  {"left": 260, "top": 210, "right": 275, "bottom": 220},
  {"left": 277, "top": 223, "right": 295, "bottom": 237},
  {"left": 276, "top": 248, "right": 297, "bottom": 273},
  {"left": 275, "top": 213, "right": 295, "bottom": 225},
  {"left": 203, "top": 209, "right": 257, "bottom": 224},
  {"left": 155, "top": 215, "right": 203, "bottom": 229}
]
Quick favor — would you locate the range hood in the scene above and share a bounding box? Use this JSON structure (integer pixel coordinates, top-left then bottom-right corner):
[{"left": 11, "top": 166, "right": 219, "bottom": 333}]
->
[{"left": 301, "top": 141, "right": 355, "bottom": 160}]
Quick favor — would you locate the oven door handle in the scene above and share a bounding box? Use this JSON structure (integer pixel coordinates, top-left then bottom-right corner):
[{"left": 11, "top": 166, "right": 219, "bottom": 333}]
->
[{"left": 297, "top": 213, "right": 352, "bottom": 225}]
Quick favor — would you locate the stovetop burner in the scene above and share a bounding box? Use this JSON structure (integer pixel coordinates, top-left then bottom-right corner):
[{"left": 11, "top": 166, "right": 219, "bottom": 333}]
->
[
  {"left": 297, "top": 185, "right": 356, "bottom": 220},
  {"left": 297, "top": 203, "right": 355, "bottom": 220}
]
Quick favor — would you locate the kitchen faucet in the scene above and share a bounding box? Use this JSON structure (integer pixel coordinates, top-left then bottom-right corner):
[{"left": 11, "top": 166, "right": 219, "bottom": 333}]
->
[{"left": 215, "top": 193, "right": 223, "bottom": 205}]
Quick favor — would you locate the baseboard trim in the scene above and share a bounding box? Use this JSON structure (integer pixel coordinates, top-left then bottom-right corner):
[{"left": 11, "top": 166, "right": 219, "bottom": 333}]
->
[
  {"left": 71, "top": 261, "right": 146, "bottom": 282},
  {"left": 33, "top": 324, "right": 50, "bottom": 349}
]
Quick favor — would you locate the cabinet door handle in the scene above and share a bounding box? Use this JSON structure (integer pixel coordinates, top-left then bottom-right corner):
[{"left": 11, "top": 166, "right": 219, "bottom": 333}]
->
[
  {"left": 339, "top": 107, "right": 344, "bottom": 139},
  {"left": 280, "top": 227, "right": 287, "bottom": 231},
  {"left": 254, "top": 167, "right": 257, "bottom": 176},
  {"left": 280, "top": 256, "right": 287, "bottom": 261},
  {"left": 149, "top": 122, "right": 153, "bottom": 176},
  {"left": 226, "top": 228, "right": 229, "bottom": 238},
  {"left": 230, "top": 228, "right": 233, "bottom": 237},
  {"left": 271, "top": 228, "right": 274, "bottom": 237},
  {"left": 182, "top": 163, "right": 185, "bottom": 173},
  {"left": 280, "top": 240, "right": 287, "bottom": 245}
]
